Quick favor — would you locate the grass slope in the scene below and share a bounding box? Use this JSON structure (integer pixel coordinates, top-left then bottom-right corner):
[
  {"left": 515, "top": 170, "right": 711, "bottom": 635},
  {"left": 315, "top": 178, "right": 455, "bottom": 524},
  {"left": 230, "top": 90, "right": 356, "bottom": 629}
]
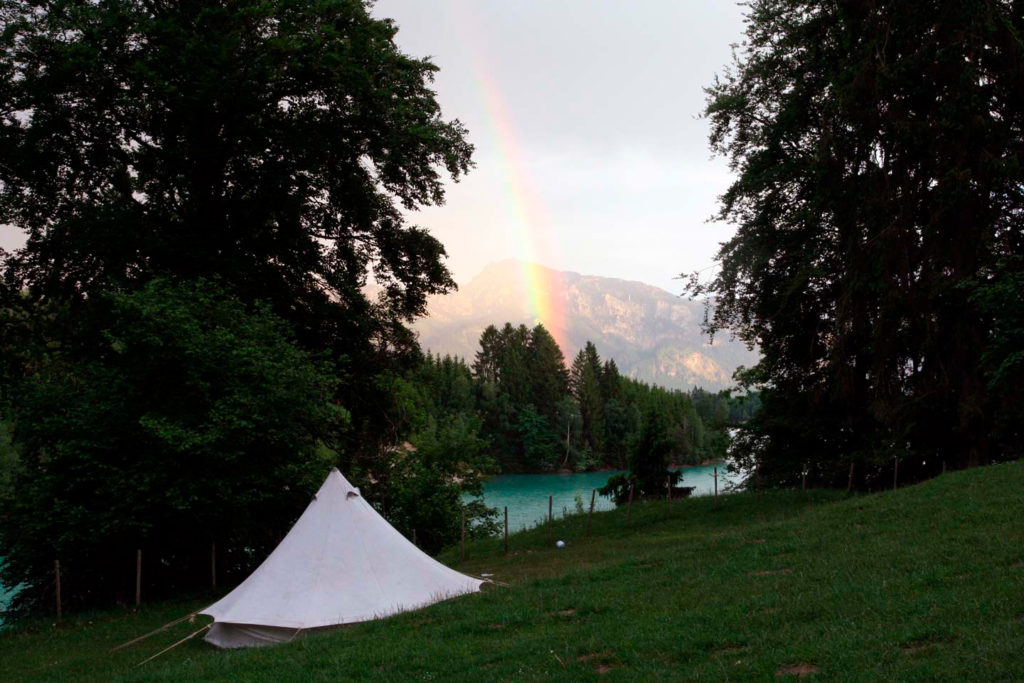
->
[{"left": 2, "top": 461, "right": 1022, "bottom": 681}]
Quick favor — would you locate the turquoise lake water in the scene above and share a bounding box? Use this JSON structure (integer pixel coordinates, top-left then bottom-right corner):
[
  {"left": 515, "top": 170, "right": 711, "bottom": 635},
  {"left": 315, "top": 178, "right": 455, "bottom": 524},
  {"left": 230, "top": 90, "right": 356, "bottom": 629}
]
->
[{"left": 477, "top": 463, "right": 740, "bottom": 532}]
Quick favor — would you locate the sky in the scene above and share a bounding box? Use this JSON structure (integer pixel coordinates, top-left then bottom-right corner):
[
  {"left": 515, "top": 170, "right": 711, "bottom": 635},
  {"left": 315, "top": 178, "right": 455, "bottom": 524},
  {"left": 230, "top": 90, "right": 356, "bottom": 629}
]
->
[
  {"left": 370, "top": 0, "right": 747, "bottom": 293},
  {"left": 0, "top": 1, "right": 748, "bottom": 295}
]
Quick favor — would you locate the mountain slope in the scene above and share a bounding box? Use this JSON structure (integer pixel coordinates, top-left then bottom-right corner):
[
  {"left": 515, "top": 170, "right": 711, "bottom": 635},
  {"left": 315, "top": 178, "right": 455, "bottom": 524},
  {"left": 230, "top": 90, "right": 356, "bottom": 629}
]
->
[{"left": 413, "top": 259, "right": 757, "bottom": 391}]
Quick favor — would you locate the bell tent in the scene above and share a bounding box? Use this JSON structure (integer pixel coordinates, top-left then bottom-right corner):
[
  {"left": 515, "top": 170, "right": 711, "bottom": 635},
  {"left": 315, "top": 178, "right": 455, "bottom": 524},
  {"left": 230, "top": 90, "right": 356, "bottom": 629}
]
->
[{"left": 200, "top": 468, "right": 484, "bottom": 648}]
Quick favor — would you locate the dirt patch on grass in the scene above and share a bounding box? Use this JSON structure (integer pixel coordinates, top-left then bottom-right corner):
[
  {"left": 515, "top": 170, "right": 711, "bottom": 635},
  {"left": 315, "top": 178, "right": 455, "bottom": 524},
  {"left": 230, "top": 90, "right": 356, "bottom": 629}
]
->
[
  {"left": 900, "top": 636, "right": 955, "bottom": 657},
  {"left": 577, "top": 650, "right": 617, "bottom": 674},
  {"left": 1012, "top": 561, "right": 1023, "bottom": 569},
  {"left": 776, "top": 663, "right": 819, "bottom": 677},
  {"left": 553, "top": 608, "right": 578, "bottom": 617},
  {"left": 746, "top": 538, "right": 767, "bottom": 544},
  {"left": 749, "top": 567, "right": 793, "bottom": 577},
  {"left": 713, "top": 644, "right": 748, "bottom": 657},
  {"left": 577, "top": 650, "right": 615, "bottom": 663},
  {"left": 487, "top": 623, "right": 505, "bottom": 630},
  {"left": 635, "top": 561, "right": 662, "bottom": 568},
  {"left": 900, "top": 643, "right": 934, "bottom": 656}
]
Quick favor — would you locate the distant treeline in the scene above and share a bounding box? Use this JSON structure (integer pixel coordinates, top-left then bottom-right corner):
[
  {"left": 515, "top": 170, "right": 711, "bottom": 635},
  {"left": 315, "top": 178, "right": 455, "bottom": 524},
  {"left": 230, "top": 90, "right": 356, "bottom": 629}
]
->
[{"left": 398, "top": 322, "right": 758, "bottom": 475}]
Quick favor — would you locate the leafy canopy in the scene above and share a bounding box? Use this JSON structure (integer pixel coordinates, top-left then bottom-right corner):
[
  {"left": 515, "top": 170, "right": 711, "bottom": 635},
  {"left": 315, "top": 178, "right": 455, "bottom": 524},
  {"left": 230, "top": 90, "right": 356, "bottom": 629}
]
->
[
  {"left": 693, "top": 0, "right": 1024, "bottom": 486},
  {"left": 0, "top": 0, "right": 471, "bottom": 350}
]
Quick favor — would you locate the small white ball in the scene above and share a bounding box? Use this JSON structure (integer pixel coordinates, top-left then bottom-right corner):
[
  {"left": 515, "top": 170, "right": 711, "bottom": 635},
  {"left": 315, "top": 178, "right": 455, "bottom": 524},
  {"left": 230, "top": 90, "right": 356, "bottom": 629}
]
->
[{"left": 556, "top": 540, "right": 566, "bottom": 548}]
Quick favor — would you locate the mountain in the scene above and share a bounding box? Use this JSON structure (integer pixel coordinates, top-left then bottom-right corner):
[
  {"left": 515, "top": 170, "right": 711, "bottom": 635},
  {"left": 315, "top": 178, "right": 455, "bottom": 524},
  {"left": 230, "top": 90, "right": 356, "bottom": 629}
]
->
[{"left": 413, "top": 259, "right": 758, "bottom": 391}]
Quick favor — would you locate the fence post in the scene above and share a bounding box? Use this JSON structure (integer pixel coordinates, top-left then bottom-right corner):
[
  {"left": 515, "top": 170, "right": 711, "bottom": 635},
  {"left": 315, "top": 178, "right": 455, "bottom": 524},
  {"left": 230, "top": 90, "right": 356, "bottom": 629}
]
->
[
  {"left": 714, "top": 466, "right": 718, "bottom": 498},
  {"left": 460, "top": 509, "right": 466, "bottom": 561},
  {"left": 135, "top": 549, "right": 142, "bottom": 608},
  {"left": 847, "top": 462, "right": 855, "bottom": 493},
  {"left": 666, "top": 474, "right": 672, "bottom": 513},
  {"left": 626, "top": 482, "right": 634, "bottom": 522},
  {"left": 893, "top": 457, "right": 899, "bottom": 491},
  {"left": 547, "top": 495, "right": 553, "bottom": 545},
  {"left": 503, "top": 506, "right": 509, "bottom": 555},
  {"left": 801, "top": 470, "right": 807, "bottom": 496},
  {"left": 586, "top": 489, "right": 596, "bottom": 537},
  {"left": 54, "top": 559, "right": 62, "bottom": 625}
]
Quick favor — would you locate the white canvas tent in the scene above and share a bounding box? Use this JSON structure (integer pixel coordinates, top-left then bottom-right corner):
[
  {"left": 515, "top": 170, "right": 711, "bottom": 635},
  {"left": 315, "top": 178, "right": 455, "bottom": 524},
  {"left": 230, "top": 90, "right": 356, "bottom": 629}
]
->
[{"left": 200, "top": 468, "right": 484, "bottom": 648}]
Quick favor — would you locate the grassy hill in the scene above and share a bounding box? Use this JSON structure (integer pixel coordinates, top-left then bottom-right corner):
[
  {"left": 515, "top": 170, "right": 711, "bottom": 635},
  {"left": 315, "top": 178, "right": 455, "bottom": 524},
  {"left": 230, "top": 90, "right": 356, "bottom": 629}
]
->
[{"left": 3, "top": 460, "right": 1022, "bottom": 681}]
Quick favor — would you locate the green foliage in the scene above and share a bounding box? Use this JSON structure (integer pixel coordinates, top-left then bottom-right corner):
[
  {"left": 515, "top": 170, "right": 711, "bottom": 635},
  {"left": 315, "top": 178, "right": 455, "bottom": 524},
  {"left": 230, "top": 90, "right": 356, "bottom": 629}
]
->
[
  {"left": 465, "top": 323, "right": 738, "bottom": 474},
  {"left": 1, "top": 0, "right": 469, "bottom": 331},
  {"left": 461, "top": 322, "right": 740, "bottom": 476},
  {"left": 0, "top": 0, "right": 477, "bottom": 614},
  {"left": 600, "top": 407, "right": 682, "bottom": 505},
  {"left": 694, "top": 0, "right": 1024, "bottom": 486},
  {"left": 0, "top": 279, "right": 347, "bottom": 614},
  {"left": 367, "top": 360, "right": 499, "bottom": 555},
  {"left": 968, "top": 256, "right": 1024, "bottom": 456}
]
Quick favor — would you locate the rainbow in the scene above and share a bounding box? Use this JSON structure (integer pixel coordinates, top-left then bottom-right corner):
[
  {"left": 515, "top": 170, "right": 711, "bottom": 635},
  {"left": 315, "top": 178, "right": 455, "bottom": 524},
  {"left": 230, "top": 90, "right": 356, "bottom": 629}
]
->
[{"left": 446, "top": 0, "right": 570, "bottom": 357}]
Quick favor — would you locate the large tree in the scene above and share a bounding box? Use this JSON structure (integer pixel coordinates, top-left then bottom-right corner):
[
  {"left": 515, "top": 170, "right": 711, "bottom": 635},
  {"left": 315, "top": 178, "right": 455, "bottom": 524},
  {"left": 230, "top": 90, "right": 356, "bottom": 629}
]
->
[
  {"left": 0, "top": 0, "right": 470, "bottom": 355},
  {"left": 0, "top": 0, "right": 473, "bottom": 611},
  {"left": 694, "top": 1, "right": 1024, "bottom": 486}
]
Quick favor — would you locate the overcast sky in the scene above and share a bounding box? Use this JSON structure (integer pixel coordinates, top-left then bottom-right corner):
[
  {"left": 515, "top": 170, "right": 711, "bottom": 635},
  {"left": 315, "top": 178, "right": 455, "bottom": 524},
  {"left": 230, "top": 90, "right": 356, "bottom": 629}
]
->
[
  {"left": 371, "top": 0, "right": 746, "bottom": 293},
  {"left": 0, "top": 1, "right": 748, "bottom": 294}
]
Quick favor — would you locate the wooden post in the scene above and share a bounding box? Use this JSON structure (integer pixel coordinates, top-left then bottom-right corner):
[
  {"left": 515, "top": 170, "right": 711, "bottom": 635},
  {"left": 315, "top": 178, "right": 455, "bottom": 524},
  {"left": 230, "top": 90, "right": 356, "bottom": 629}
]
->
[
  {"left": 666, "top": 475, "right": 672, "bottom": 512},
  {"left": 586, "top": 489, "right": 596, "bottom": 537},
  {"left": 801, "top": 470, "right": 807, "bottom": 496},
  {"left": 135, "top": 549, "right": 142, "bottom": 607},
  {"left": 211, "top": 540, "right": 216, "bottom": 589},
  {"left": 714, "top": 466, "right": 718, "bottom": 498},
  {"left": 547, "top": 495, "right": 553, "bottom": 545},
  {"left": 54, "top": 559, "right": 62, "bottom": 625},
  {"left": 893, "top": 457, "right": 899, "bottom": 491},
  {"left": 460, "top": 509, "right": 466, "bottom": 561},
  {"left": 847, "top": 462, "right": 855, "bottom": 493},
  {"left": 942, "top": 460, "right": 947, "bottom": 475},
  {"left": 626, "top": 482, "right": 634, "bottom": 522},
  {"left": 503, "top": 507, "right": 509, "bottom": 555}
]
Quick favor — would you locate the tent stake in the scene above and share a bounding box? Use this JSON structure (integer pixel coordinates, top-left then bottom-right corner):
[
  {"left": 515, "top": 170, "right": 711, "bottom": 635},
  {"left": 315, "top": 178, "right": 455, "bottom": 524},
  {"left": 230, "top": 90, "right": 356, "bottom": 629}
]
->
[
  {"left": 136, "top": 623, "right": 211, "bottom": 667},
  {"left": 112, "top": 612, "right": 199, "bottom": 652}
]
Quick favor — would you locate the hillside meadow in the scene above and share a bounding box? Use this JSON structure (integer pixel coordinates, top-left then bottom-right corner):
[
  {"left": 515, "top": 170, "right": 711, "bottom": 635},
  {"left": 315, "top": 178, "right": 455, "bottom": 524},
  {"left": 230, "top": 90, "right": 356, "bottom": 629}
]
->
[{"left": 2, "top": 460, "right": 1022, "bottom": 681}]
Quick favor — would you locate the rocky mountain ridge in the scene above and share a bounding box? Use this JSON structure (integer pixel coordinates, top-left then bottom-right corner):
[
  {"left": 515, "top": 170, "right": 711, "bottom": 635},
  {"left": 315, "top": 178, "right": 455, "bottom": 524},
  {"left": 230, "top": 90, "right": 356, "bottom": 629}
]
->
[{"left": 412, "top": 260, "right": 757, "bottom": 391}]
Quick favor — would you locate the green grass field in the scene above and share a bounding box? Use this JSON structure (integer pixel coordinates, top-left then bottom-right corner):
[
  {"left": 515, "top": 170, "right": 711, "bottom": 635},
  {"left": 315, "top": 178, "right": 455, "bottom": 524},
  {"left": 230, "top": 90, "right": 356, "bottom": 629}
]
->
[{"left": 3, "top": 460, "right": 1022, "bottom": 681}]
